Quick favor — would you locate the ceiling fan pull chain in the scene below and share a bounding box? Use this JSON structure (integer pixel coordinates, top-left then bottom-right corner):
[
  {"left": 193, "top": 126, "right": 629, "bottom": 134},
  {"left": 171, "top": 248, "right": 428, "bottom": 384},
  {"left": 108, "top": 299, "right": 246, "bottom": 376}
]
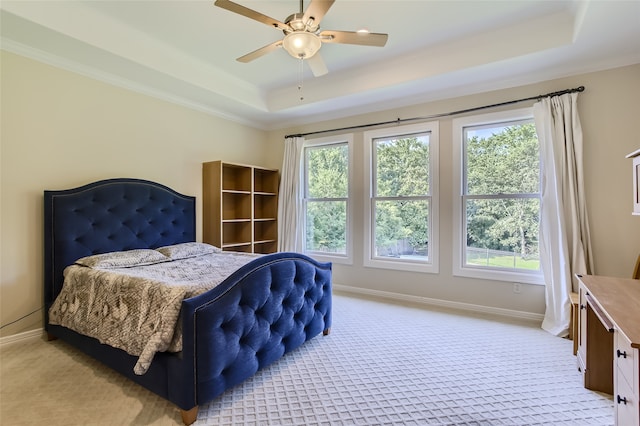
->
[{"left": 298, "top": 57, "right": 304, "bottom": 101}]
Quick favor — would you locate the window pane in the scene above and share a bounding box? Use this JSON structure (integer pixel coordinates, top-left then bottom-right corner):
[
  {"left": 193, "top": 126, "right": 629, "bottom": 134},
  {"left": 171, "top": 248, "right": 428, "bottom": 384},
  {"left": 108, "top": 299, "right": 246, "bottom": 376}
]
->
[
  {"left": 465, "top": 122, "right": 539, "bottom": 195},
  {"left": 375, "top": 134, "right": 430, "bottom": 197},
  {"left": 465, "top": 198, "right": 540, "bottom": 271},
  {"left": 374, "top": 199, "right": 429, "bottom": 261},
  {"left": 306, "top": 144, "right": 348, "bottom": 198},
  {"left": 306, "top": 200, "right": 346, "bottom": 254}
]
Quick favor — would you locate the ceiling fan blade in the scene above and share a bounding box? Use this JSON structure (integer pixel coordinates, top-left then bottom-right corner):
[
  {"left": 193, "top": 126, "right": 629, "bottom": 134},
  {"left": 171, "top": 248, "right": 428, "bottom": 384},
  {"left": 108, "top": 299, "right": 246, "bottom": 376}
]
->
[
  {"left": 307, "top": 53, "right": 329, "bottom": 77},
  {"left": 214, "top": 0, "right": 290, "bottom": 32},
  {"left": 319, "top": 30, "right": 388, "bottom": 47},
  {"left": 302, "top": 0, "right": 335, "bottom": 28},
  {"left": 237, "top": 40, "right": 283, "bottom": 63}
]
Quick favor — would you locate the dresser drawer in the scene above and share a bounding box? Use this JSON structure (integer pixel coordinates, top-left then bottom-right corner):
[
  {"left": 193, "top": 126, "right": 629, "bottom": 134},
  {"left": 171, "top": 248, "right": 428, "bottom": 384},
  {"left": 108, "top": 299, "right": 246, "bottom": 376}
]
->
[
  {"left": 616, "top": 332, "right": 638, "bottom": 394},
  {"left": 616, "top": 369, "right": 640, "bottom": 426}
]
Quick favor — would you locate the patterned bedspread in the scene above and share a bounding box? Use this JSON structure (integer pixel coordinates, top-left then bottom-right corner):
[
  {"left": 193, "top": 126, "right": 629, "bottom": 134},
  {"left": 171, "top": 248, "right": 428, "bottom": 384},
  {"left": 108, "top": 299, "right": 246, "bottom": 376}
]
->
[{"left": 49, "top": 250, "right": 260, "bottom": 375}]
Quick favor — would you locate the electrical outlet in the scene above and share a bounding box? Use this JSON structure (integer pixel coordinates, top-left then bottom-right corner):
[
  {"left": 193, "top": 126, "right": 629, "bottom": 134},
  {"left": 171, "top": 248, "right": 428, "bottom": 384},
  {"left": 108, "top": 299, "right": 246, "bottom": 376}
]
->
[{"left": 513, "top": 283, "right": 522, "bottom": 294}]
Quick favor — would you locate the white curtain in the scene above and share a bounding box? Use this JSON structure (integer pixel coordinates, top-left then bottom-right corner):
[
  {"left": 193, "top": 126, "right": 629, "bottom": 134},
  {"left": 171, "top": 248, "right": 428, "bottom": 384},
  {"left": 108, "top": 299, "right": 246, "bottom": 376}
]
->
[
  {"left": 534, "top": 92, "right": 593, "bottom": 337},
  {"left": 277, "top": 136, "right": 305, "bottom": 252}
]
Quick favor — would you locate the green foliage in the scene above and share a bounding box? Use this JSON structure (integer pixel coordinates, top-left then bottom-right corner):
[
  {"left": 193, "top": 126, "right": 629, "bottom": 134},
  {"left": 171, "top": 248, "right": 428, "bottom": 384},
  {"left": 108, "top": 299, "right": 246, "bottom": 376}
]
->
[
  {"left": 305, "top": 201, "right": 346, "bottom": 253},
  {"left": 375, "top": 199, "right": 429, "bottom": 256},
  {"left": 306, "top": 144, "right": 348, "bottom": 198},
  {"left": 466, "top": 248, "right": 540, "bottom": 270},
  {"left": 305, "top": 144, "right": 348, "bottom": 252},
  {"left": 376, "top": 136, "right": 430, "bottom": 196},
  {"left": 374, "top": 135, "right": 430, "bottom": 256},
  {"left": 466, "top": 123, "right": 539, "bottom": 195},
  {"left": 465, "top": 122, "right": 540, "bottom": 265}
]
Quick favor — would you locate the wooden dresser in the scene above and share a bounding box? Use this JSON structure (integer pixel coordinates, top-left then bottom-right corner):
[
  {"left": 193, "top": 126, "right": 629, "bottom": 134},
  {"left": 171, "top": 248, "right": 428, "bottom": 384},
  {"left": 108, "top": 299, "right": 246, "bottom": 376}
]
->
[{"left": 577, "top": 274, "right": 640, "bottom": 425}]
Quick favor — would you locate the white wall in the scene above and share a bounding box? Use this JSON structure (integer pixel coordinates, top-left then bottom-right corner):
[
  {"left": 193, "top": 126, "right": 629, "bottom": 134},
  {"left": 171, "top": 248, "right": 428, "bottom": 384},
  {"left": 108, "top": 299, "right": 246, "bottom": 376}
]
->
[
  {"left": 0, "top": 51, "right": 275, "bottom": 337},
  {"left": 2, "top": 48, "right": 638, "bottom": 337},
  {"left": 267, "top": 64, "right": 640, "bottom": 318}
]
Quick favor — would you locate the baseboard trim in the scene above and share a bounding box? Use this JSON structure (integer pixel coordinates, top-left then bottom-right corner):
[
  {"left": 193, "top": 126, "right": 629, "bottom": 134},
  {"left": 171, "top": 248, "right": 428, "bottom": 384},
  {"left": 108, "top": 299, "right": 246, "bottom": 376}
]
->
[
  {"left": 0, "top": 329, "right": 43, "bottom": 348},
  {"left": 333, "top": 284, "right": 544, "bottom": 323}
]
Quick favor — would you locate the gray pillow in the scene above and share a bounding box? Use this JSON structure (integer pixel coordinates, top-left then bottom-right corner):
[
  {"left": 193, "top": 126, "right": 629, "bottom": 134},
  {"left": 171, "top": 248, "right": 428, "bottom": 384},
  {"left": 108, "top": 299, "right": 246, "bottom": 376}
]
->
[
  {"left": 155, "top": 242, "right": 221, "bottom": 260},
  {"left": 75, "top": 249, "right": 169, "bottom": 269}
]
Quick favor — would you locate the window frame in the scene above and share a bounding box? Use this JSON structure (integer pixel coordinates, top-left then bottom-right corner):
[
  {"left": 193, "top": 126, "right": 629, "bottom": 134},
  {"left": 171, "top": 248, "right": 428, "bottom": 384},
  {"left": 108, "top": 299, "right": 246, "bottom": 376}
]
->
[
  {"left": 364, "top": 122, "right": 439, "bottom": 273},
  {"left": 302, "top": 133, "right": 354, "bottom": 265},
  {"left": 452, "top": 108, "right": 544, "bottom": 285}
]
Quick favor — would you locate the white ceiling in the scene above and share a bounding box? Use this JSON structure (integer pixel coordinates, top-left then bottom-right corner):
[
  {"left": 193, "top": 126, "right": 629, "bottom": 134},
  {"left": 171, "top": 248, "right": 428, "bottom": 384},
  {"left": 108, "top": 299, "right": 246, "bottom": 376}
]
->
[{"left": 1, "top": 0, "right": 639, "bottom": 130}]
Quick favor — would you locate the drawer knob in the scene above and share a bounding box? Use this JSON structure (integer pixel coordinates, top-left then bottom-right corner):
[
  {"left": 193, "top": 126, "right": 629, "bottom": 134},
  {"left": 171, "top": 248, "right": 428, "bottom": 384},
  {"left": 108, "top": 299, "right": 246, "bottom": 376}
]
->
[
  {"left": 617, "top": 349, "right": 627, "bottom": 358},
  {"left": 580, "top": 304, "right": 586, "bottom": 310},
  {"left": 617, "top": 395, "right": 628, "bottom": 405}
]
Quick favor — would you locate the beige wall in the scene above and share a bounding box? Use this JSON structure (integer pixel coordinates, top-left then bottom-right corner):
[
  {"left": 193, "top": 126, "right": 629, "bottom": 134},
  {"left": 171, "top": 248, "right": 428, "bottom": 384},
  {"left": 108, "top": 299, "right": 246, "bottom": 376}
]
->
[
  {"left": 0, "top": 51, "right": 273, "bottom": 337},
  {"left": 2, "top": 48, "right": 638, "bottom": 337},
  {"left": 267, "top": 64, "right": 640, "bottom": 316}
]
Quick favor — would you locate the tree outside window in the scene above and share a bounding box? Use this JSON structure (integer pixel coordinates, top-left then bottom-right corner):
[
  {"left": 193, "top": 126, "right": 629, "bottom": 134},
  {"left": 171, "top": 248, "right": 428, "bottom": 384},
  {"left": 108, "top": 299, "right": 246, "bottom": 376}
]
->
[
  {"left": 372, "top": 132, "right": 432, "bottom": 262},
  {"left": 463, "top": 120, "right": 541, "bottom": 272},
  {"left": 304, "top": 142, "right": 348, "bottom": 255}
]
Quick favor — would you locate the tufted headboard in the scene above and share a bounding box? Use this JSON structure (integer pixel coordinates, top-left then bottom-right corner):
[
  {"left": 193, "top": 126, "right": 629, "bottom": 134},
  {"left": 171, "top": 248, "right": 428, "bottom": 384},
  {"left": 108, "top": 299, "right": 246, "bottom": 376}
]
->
[{"left": 43, "top": 178, "right": 196, "bottom": 327}]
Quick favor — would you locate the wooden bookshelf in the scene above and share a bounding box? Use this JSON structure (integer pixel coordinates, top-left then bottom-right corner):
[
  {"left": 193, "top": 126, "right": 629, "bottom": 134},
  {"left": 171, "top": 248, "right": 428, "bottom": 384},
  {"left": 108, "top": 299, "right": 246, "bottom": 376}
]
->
[{"left": 203, "top": 161, "right": 279, "bottom": 253}]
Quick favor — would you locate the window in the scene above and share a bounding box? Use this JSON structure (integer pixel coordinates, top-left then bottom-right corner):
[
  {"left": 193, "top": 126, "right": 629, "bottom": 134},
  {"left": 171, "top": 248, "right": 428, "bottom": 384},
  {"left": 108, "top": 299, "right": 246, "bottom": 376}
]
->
[
  {"left": 303, "top": 134, "right": 353, "bottom": 264},
  {"left": 364, "top": 122, "right": 439, "bottom": 273},
  {"left": 453, "top": 108, "right": 543, "bottom": 284}
]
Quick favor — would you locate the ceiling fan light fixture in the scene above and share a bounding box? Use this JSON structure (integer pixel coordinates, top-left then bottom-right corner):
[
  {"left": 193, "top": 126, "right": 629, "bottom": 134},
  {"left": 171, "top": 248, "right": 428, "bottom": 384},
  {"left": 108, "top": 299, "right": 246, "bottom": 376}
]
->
[{"left": 283, "top": 31, "right": 322, "bottom": 59}]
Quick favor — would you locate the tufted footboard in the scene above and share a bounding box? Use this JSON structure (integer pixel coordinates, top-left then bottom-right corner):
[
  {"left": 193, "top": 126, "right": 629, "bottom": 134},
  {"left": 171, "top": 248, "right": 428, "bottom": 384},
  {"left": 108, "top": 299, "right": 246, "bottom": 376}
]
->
[{"left": 179, "top": 252, "right": 332, "bottom": 415}]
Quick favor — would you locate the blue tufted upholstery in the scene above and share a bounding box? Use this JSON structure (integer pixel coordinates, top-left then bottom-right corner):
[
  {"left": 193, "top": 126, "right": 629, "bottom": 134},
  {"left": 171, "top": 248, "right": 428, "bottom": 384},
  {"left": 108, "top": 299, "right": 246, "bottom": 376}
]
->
[
  {"left": 43, "top": 179, "right": 332, "bottom": 422},
  {"left": 182, "top": 252, "right": 332, "bottom": 404}
]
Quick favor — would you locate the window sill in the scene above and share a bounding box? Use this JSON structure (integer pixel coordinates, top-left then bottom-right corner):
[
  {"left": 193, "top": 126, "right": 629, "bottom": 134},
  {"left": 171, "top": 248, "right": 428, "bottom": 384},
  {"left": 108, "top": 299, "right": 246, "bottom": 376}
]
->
[
  {"left": 306, "top": 252, "right": 352, "bottom": 266},
  {"left": 453, "top": 265, "right": 544, "bottom": 285},
  {"left": 365, "top": 257, "right": 438, "bottom": 274}
]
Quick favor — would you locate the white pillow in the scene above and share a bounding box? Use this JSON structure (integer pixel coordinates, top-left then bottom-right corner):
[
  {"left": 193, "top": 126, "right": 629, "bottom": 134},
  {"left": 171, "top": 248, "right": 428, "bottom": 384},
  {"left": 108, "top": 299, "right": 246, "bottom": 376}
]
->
[
  {"left": 75, "top": 249, "right": 169, "bottom": 269},
  {"left": 155, "top": 242, "right": 221, "bottom": 260}
]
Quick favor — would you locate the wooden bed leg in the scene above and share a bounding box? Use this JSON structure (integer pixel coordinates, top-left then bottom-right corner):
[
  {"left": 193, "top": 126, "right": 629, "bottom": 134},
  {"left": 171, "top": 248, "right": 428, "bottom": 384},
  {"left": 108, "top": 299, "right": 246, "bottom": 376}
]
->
[
  {"left": 46, "top": 332, "right": 58, "bottom": 341},
  {"left": 180, "top": 406, "right": 198, "bottom": 425},
  {"left": 323, "top": 328, "right": 331, "bottom": 336}
]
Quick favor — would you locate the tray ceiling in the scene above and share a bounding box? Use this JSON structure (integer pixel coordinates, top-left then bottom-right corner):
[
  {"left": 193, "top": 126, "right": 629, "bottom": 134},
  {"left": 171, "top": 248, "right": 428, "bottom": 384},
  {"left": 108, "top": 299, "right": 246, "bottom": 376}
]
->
[{"left": 1, "top": 1, "right": 639, "bottom": 129}]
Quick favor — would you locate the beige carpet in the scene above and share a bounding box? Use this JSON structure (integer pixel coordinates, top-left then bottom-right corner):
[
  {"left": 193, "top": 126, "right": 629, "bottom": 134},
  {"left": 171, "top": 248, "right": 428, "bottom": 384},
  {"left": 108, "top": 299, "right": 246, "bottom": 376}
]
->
[{"left": 1, "top": 294, "right": 613, "bottom": 425}]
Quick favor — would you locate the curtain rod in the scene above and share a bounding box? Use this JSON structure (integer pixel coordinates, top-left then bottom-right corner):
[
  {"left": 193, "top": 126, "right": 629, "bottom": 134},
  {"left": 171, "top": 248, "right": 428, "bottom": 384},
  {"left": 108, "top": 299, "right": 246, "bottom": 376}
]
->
[{"left": 285, "top": 85, "right": 585, "bottom": 139}]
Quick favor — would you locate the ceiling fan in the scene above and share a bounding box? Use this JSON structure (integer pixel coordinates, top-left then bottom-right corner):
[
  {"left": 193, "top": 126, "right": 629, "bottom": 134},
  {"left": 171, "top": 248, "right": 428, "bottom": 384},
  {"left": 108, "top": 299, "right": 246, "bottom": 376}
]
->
[{"left": 214, "top": 0, "right": 388, "bottom": 77}]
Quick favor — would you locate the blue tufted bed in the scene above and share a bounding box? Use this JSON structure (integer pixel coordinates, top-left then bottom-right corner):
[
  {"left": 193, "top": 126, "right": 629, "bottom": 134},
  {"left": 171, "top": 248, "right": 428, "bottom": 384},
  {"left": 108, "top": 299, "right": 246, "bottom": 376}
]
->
[{"left": 43, "top": 178, "right": 332, "bottom": 425}]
